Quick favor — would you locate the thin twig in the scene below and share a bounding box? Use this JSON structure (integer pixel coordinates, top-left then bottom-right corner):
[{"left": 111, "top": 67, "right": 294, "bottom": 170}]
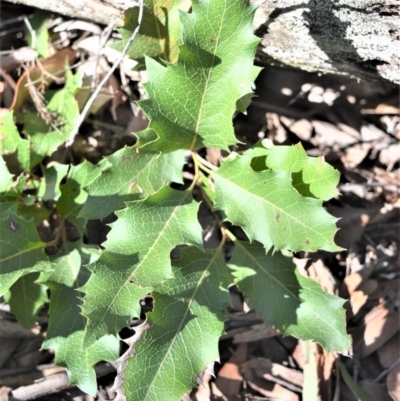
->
[
  {"left": 65, "top": 0, "right": 144, "bottom": 147},
  {"left": 92, "top": 23, "right": 114, "bottom": 89}
]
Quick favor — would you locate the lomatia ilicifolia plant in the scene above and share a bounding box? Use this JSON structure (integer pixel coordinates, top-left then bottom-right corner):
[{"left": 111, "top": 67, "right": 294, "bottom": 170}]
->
[{"left": 0, "top": 0, "right": 350, "bottom": 399}]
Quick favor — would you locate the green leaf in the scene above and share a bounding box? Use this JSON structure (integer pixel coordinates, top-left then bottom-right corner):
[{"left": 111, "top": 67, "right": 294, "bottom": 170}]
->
[
  {"left": 81, "top": 186, "right": 203, "bottom": 345},
  {"left": 25, "top": 9, "right": 51, "bottom": 58},
  {"left": 111, "top": 0, "right": 191, "bottom": 64},
  {"left": 136, "top": 0, "right": 261, "bottom": 152},
  {"left": 261, "top": 142, "right": 340, "bottom": 201},
  {"left": 37, "top": 163, "right": 69, "bottom": 201},
  {"left": 78, "top": 147, "right": 185, "bottom": 219},
  {"left": 0, "top": 156, "right": 14, "bottom": 193},
  {"left": 41, "top": 244, "right": 119, "bottom": 396},
  {"left": 229, "top": 241, "right": 350, "bottom": 351},
  {"left": 0, "top": 212, "right": 50, "bottom": 296},
  {"left": 18, "top": 70, "right": 81, "bottom": 169},
  {"left": 7, "top": 272, "right": 48, "bottom": 329},
  {"left": 213, "top": 152, "right": 341, "bottom": 252},
  {"left": 57, "top": 159, "right": 105, "bottom": 230},
  {"left": 0, "top": 111, "right": 20, "bottom": 155},
  {"left": 119, "top": 247, "right": 232, "bottom": 401}
]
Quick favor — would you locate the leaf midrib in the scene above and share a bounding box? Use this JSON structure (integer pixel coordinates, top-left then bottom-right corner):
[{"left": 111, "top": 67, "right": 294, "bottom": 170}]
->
[
  {"left": 189, "top": 1, "right": 227, "bottom": 150},
  {"left": 215, "top": 167, "right": 329, "bottom": 243},
  {"left": 84, "top": 190, "right": 194, "bottom": 340},
  {"left": 143, "top": 250, "right": 220, "bottom": 400}
]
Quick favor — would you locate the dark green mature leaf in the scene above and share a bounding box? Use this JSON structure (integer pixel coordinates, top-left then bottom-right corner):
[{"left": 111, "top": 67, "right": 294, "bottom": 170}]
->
[
  {"left": 229, "top": 241, "right": 350, "bottom": 351},
  {"left": 112, "top": 0, "right": 190, "bottom": 64},
  {"left": 7, "top": 272, "right": 48, "bottom": 328},
  {"left": 213, "top": 152, "right": 341, "bottom": 252},
  {"left": 0, "top": 212, "right": 50, "bottom": 296},
  {"left": 41, "top": 244, "right": 119, "bottom": 396},
  {"left": 137, "top": 0, "right": 261, "bottom": 152},
  {"left": 118, "top": 247, "right": 232, "bottom": 401},
  {"left": 18, "top": 70, "right": 81, "bottom": 169},
  {"left": 81, "top": 186, "right": 203, "bottom": 345},
  {"left": 79, "top": 147, "right": 185, "bottom": 219}
]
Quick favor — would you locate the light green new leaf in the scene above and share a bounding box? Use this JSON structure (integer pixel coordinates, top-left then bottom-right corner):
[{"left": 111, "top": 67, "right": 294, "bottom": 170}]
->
[
  {"left": 0, "top": 156, "right": 14, "bottom": 193},
  {"left": 0, "top": 212, "right": 50, "bottom": 296},
  {"left": 229, "top": 241, "right": 350, "bottom": 351},
  {"left": 213, "top": 152, "right": 341, "bottom": 252},
  {"left": 41, "top": 245, "right": 119, "bottom": 396},
  {"left": 120, "top": 247, "right": 232, "bottom": 401},
  {"left": 137, "top": 0, "right": 261, "bottom": 152},
  {"left": 7, "top": 272, "right": 48, "bottom": 329},
  {"left": 37, "top": 163, "right": 69, "bottom": 201},
  {"left": 111, "top": 0, "right": 191, "bottom": 64},
  {"left": 18, "top": 70, "right": 81, "bottom": 169},
  {"left": 81, "top": 186, "right": 203, "bottom": 345},
  {"left": 79, "top": 147, "right": 185, "bottom": 219},
  {"left": 0, "top": 111, "right": 20, "bottom": 155},
  {"left": 262, "top": 143, "right": 340, "bottom": 201},
  {"left": 25, "top": 9, "right": 51, "bottom": 58}
]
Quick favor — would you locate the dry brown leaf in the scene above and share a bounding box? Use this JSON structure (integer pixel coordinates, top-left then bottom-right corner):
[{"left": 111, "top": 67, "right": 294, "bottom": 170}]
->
[
  {"left": 243, "top": 372, "right": 299, "bottom": 401},
  {"left": 327, "top": 204, "right": 379, "bottom": 249},
  {"left": 241, "top": 358, "right": 303, "bottom": 393},
  {"left": 214, "top": 343, "right": 247, "bottom": 397},
  {"left": 192, "top": 373, "right": 212, "bottom": 401},
  {"left": 356, "top": 303, "right": 400, "bottom": 358},
  {"left": 387, "top": 363, "right": 400, "bottom": 401},
  {"left": 311, "top": 121, "right": 360, "bottom": 148},
  {"left": 343, "top": 268, "right": 378, "bottom": 315},
  {"left": 0, "top": 387, "right": 11, "bottom": 401},
  {"left": 341, "top": 143, "right": 373, "bottom": 169},
  {"left": 9, "top": 48, "right": 76, "bottom": 114},
  {"left": 378, "top": 332, "right": 400, "bottom": 369},
  {"left": 292, "top": 343, "right": 305, "bottom": 370},
  {"left": 360, "top": 379, "right": 392, "bottom": 401},
  {"left": 280, "top": 117, "right": 313, "bottom": 141},
  {"left": 306, "top": 259, "right": 336, "bottom": 294},
  {"left": 266, "top": 112, "right": 287, "bottom": 143},
  {"left": 75, "top": 57, "right": 124, "bottom": 120}
]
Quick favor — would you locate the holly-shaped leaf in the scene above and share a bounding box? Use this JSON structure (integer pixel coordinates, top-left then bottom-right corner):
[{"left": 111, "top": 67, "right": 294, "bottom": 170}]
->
[
  {"left": 57, "top": 159, "right": 105, "bottom": 230},
  {"left": 40, "top": 244, "right": 119, "bottom": 396},
  {"left": 111, "top": 0, "right": 191, "bottom": 64},
  {"left": 259, "top": 142, "right": 340, "bottom": 200},
  {"left": 0, "top": 212, "right": 50, "bottom": 296},
  {"left": 81, "top": 186, "right": 203, "bottom": 345},
  {"left": 78, "top": 147, "right": 185, "bottom": 219},
  {"left": 229, "top": 240, "right": 350, "bottom": 351},
  {"left": 213, "top": 151, "right": 341, "bottom": 252},
  {"left": 37, "top": 163, "right": 69, "bottom": 201},
  {"left": 137, "top": 0, "right": 261, "bottom": 152},
  {"left": 116, "top": 247, "right": 232, "bottom": 401},
  {"left": 6, "top": 272, "right": 49, "bottom": 329}
]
